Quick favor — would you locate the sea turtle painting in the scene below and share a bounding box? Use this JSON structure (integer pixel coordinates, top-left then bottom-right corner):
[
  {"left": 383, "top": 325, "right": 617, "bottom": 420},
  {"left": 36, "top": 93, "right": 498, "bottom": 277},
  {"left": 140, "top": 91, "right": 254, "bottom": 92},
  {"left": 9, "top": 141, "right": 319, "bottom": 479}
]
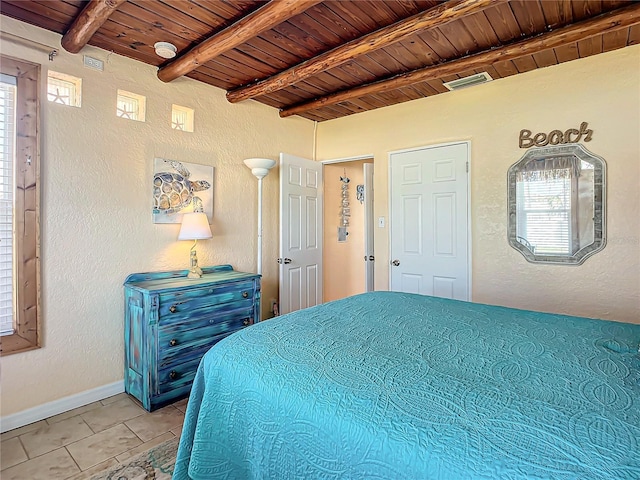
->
[{"left": 153, "top": 160, "right": 211, "bottom": 214}]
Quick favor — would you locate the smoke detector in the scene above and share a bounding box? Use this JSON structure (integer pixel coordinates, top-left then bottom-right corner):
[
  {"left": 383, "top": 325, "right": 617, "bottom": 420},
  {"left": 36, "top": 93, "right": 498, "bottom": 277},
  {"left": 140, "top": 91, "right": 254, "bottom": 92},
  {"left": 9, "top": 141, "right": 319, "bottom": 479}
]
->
[
  {"left": 443, "top": 72, "right": 493, "bottom": 91},
  {"left": 154, "top": 42, "right": 177, "bottom": 59}
]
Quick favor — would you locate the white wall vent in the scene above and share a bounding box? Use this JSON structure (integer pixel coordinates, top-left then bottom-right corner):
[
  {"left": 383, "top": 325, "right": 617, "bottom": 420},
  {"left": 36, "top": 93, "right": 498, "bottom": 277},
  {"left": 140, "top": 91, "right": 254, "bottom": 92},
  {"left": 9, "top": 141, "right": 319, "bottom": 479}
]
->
[{"left": 443, "top": 72, "right": 493, "bottom": 91}]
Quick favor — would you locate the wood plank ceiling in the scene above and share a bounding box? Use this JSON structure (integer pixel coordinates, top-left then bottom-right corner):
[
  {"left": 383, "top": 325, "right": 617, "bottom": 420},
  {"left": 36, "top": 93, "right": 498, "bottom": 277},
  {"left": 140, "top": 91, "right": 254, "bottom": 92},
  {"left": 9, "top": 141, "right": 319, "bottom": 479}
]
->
[{"left": 2, "top": 0, "right": 639, "bottom": 121}]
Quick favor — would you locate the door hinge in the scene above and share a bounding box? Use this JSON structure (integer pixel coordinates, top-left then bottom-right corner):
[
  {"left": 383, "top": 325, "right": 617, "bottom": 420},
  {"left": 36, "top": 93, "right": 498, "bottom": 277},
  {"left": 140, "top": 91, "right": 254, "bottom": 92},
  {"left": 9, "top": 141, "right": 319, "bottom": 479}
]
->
[{"left": 466, "top": 161, "right": 469, "bottom": 173}]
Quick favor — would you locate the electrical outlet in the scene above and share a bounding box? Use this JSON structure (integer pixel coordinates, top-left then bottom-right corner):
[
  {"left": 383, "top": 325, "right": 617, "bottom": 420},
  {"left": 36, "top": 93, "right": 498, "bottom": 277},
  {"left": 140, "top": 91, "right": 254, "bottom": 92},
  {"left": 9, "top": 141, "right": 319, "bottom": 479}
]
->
[{"left": 83, "top": 55, "right": 104, "bottom": 71}]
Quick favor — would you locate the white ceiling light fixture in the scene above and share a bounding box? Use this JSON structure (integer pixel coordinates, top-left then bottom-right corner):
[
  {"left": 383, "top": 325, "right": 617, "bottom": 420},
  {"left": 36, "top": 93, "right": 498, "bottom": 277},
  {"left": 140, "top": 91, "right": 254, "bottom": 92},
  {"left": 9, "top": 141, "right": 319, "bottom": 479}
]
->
[
  {"left": 443, "top": 72, "right": 493, "bottom": 91},
  {"left": 154, "top": 42, "right": 177, "bottom": 59}
]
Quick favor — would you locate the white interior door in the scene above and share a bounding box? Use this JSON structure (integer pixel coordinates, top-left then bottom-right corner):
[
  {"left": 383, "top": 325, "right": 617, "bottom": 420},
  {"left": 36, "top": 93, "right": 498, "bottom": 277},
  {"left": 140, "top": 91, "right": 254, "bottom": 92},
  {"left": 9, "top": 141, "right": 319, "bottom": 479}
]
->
[
  {"left": 364, "top": 163, "right": 375, "bottom": 292},
  {"left": 279, "top": 153, "right": 323, "bottom": 315},
  {"left": 389, "top": 142, "right": 469, "bottom": 300}
]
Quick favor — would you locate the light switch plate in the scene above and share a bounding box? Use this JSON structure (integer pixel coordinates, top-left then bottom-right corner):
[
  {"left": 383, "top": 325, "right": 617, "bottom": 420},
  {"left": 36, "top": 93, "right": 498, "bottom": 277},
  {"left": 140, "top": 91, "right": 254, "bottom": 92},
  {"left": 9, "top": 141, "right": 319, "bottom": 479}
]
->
[{"left": 83, "top": 55, "right": 104, "bottom": 71}]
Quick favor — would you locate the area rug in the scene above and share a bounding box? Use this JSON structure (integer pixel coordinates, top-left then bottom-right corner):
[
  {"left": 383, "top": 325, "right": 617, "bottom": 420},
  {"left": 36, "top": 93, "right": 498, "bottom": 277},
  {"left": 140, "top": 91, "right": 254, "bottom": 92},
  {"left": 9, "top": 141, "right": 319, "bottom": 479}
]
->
[{"left": 89, "top": 437, "right": 179, "bottom": 480}]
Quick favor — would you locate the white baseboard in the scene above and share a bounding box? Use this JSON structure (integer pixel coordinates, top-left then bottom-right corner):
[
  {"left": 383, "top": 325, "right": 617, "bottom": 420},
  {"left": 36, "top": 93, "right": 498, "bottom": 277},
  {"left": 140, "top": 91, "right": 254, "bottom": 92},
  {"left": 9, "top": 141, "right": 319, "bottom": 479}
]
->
[{"left": 1, "top": 381, "right": 125, "bottom": 433}]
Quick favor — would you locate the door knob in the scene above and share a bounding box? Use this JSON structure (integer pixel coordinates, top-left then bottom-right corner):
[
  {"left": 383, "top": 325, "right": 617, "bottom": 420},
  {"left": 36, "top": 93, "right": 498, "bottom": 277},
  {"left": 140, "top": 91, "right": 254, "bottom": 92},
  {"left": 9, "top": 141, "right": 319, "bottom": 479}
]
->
[
  {"left": 391, "top": 259, "right": 400, "bottom": 266},
  {"left": 278, "top": 258, "right": 292, "bottom": 264}
]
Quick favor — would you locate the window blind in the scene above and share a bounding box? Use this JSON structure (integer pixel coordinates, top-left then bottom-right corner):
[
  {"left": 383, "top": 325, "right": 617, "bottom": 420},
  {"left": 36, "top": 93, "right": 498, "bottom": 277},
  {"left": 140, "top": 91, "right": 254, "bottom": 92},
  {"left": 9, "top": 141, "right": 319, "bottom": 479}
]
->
[
  {"left": 117, "top": 95, "right": 138, "bottom": 119},
  {"left": 517, "top": 172, "right": 572, "bottom": 255},
  {"left": 172, "top": 108, "right": 187, "bottom": 130},
  {"left": 0, "top": 75, "right": 16, "bottom": 336},
  {"left": 47, "top": 76, "right": 74, "bottom": 105}
]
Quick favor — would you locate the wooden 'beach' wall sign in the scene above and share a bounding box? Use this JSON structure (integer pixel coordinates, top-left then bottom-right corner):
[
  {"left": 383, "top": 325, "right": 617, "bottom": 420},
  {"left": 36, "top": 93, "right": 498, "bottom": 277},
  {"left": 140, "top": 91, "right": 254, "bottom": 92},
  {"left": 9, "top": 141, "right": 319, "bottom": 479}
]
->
[{"left": 519, "top": 122, "right": 593, "bottom": 148}]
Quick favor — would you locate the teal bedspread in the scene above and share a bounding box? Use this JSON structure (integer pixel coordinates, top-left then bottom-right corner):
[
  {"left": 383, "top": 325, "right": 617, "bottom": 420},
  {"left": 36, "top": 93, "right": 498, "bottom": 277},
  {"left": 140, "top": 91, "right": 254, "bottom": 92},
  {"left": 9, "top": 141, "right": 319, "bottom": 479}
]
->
[{"left": 173, "top": 292, "right": 640, "bottom": 479}]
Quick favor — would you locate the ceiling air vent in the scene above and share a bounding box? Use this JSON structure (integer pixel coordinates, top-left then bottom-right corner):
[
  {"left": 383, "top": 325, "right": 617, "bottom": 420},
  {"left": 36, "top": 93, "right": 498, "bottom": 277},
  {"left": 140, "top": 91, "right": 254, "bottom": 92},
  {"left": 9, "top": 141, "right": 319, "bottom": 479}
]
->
[{"left": 443, "top": 72, "right": 493, "bottom": 91}]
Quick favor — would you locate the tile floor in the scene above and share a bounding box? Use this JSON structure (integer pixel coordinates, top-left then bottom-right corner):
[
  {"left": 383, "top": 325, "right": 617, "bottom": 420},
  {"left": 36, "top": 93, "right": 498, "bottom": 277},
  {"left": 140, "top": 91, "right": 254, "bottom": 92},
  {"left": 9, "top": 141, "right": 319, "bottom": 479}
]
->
[{"left": 1, "top": 393, "right": 186, "bottom": 480}]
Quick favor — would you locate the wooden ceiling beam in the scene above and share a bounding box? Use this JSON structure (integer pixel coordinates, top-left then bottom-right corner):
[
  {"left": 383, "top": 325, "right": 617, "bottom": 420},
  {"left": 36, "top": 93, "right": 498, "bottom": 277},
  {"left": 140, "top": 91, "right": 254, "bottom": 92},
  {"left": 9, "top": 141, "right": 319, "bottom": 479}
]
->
[
  {"left": 61, "top": 0, "right": 126, "bottom": 54},
  {"left": 226, "top": 0, "right": 503, "bottom": 104},
  {"left": 280, "top": 3, "right": 640, "bottom": 118},
  {"left": 157, "top": 0, "right": 322, "bottom": 83}
]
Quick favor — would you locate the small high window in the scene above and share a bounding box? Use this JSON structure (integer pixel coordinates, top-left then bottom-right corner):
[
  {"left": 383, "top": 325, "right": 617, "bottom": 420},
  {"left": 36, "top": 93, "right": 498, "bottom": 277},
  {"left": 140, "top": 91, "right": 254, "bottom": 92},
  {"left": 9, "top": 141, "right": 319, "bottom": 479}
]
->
[
  {"left": 47, "top": 71, "right": 82, "bottom": 107},
  {"left": 117, "top": 90, "right": 146, "bottom": 122},
  {"left": 171, "top": 104, "right": 194, "bottom": 132}
]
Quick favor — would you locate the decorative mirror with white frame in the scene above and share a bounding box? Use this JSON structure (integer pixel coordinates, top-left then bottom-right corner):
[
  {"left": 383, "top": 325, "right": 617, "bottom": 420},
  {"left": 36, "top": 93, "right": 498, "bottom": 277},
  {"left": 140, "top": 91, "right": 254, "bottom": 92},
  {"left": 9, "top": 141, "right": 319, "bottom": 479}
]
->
[{"left": 507, "top": 144, "right": 606, "bottom": 265}]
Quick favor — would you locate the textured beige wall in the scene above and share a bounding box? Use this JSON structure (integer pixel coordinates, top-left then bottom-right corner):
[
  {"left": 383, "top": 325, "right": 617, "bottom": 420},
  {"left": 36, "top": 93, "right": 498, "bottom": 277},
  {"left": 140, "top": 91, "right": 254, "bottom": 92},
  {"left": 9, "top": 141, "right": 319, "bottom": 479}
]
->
[
  {"left": 323, "top": 161, "right": 366, "bottom": 302},
  {"left": 0, "top": 18, "right": 314, "bottom": 415},
  {"left": 317, "top": 44, "right": 640, "bottom": 324}
]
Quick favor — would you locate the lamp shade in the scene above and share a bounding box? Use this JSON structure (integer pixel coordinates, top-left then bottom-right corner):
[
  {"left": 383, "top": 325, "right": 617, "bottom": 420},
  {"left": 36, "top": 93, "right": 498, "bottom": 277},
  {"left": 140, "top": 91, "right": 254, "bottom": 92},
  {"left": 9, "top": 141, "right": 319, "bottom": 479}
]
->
[
  {"left": 178, "top": 212, "right": 212, "bottom": 240},
  {"left": 244, "top": 158, "right": 276, "bottom": 179}
]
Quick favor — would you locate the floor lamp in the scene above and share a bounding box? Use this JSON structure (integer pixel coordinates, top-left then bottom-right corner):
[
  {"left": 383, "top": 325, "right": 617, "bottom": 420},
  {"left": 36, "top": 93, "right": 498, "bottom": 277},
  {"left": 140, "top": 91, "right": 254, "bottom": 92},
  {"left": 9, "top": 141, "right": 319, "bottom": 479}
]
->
[{"left": 244, "top": 158, "right": 276, "bottom": 275}]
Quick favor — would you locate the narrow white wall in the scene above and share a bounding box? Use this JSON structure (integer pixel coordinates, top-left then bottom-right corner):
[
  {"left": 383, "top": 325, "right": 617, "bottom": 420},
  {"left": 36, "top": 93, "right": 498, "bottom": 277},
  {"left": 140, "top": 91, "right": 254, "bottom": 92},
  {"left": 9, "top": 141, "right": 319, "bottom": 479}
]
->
[
  {"left": 317, "top": 45, "right": 640, "bottom": 324},
  {"left": 0, "top": 17, "right": 314, "bottom": 416}
]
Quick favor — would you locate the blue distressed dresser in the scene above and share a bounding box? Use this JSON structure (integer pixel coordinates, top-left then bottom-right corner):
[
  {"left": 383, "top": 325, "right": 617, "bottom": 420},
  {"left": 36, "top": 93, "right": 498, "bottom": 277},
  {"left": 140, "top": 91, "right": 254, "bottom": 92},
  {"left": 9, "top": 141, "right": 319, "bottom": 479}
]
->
[{"left": 124, "top": 265, "right": 261, "bottom": 411}]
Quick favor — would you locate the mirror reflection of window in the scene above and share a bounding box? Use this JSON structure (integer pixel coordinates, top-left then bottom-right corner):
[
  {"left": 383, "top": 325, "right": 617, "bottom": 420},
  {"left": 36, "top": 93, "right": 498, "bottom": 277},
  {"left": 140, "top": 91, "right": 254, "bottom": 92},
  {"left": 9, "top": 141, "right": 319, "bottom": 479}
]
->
[
  {"left": 508, "top": 144, "right": 605, "bottom": 265},
  {"left": 517, "top": 168, "right": 571, "bottom": 255},
  {"left": 516, "top": 158, "right": 595, "bottom": 256}
]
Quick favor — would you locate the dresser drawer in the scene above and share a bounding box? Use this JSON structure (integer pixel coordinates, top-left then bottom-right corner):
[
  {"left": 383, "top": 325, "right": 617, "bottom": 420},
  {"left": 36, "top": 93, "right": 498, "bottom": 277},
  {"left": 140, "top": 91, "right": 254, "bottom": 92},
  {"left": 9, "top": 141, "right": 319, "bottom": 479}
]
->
[
  {"left": 158, "top": 295, "right": 255, "bottom": 327},
  {"left": 158, "top": 281, "right": 255, "bottom": 318},
  {"left": 157, "top": 308, "right": 254, "bottom": 367},
  {"left": 157, "top": 357, "right": 202, "bottom": 394},
  {"left": 158, "top": 329, "right": 236, "bottom": 373}
]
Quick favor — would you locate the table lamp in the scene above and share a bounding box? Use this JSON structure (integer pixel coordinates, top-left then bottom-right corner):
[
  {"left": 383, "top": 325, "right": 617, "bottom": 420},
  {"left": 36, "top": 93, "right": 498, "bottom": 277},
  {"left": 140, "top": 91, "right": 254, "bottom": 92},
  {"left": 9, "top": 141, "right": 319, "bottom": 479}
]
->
[{"left": 178, "top": 212, "right": 212, "bottom": 279}]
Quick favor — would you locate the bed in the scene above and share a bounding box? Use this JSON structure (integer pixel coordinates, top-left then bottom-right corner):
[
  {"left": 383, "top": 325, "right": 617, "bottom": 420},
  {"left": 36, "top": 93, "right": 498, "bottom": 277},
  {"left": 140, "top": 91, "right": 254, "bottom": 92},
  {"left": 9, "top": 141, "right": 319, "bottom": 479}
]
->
[{"left": 173, "top": 291, "right": 640, "bottom": 479}]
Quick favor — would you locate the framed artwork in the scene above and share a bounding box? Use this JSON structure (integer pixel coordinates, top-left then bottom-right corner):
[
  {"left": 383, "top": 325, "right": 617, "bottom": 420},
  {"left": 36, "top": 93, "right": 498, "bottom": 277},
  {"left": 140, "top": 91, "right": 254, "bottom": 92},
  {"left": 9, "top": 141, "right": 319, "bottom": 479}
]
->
[{"left": 152, "top": 158, "right": 214, "bottom": 224}]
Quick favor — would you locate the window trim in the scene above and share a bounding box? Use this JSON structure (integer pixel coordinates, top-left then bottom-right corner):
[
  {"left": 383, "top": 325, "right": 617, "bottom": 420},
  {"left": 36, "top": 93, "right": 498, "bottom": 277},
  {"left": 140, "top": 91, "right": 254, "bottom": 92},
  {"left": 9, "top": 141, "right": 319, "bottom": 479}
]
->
[
  {"left": 47, "top": 70, "right": 82, "bottom": 108},
  {"left": 116, "top": 89, "right": 146, "bottom": 122},
  {"left": 0, "top": 55, "right": 41, "bottom": 356},
  {"left": 171, "top": 104, "right": 194, "bottom": 132}
]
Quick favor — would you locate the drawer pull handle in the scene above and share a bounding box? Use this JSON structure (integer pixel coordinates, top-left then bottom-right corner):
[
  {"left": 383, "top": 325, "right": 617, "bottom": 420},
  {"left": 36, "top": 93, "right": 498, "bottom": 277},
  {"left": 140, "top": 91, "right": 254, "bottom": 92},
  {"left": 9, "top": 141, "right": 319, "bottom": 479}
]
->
[
  {"left": 169, "top": 339, "right": 177, "bottom": 347},
  {"left": 243, "top": 319, "right": 250, "bottom": 326},
  {"left": 169, "top": 305, "right": 177, "bottom": 313},
  {"left": 242, "top": 291, "right": 249, "bottom": 298},
  {"left": 169, "top": 370, "right": 178, "bottom": 380}
]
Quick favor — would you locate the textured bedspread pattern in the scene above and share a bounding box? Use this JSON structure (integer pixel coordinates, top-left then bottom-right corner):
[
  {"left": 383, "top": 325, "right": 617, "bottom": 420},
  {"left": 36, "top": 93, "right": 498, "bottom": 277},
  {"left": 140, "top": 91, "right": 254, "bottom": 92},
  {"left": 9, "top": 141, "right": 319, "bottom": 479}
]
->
[{"left": 173, "top": 292, "right": 640, "bottom": 479}]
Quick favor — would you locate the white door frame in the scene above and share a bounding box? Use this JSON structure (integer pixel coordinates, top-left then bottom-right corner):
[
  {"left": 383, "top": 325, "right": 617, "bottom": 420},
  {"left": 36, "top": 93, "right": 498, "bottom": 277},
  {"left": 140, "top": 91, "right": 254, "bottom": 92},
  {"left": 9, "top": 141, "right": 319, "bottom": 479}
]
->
[
  {"left": 321, "top": 154, "right": 375, "bottom": 295},
  {"left": 321, "top": 154, "right": 375, "bottom": 165},
  {"left": 387, "top": 140, "right": 473, "bottom": 298}
]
